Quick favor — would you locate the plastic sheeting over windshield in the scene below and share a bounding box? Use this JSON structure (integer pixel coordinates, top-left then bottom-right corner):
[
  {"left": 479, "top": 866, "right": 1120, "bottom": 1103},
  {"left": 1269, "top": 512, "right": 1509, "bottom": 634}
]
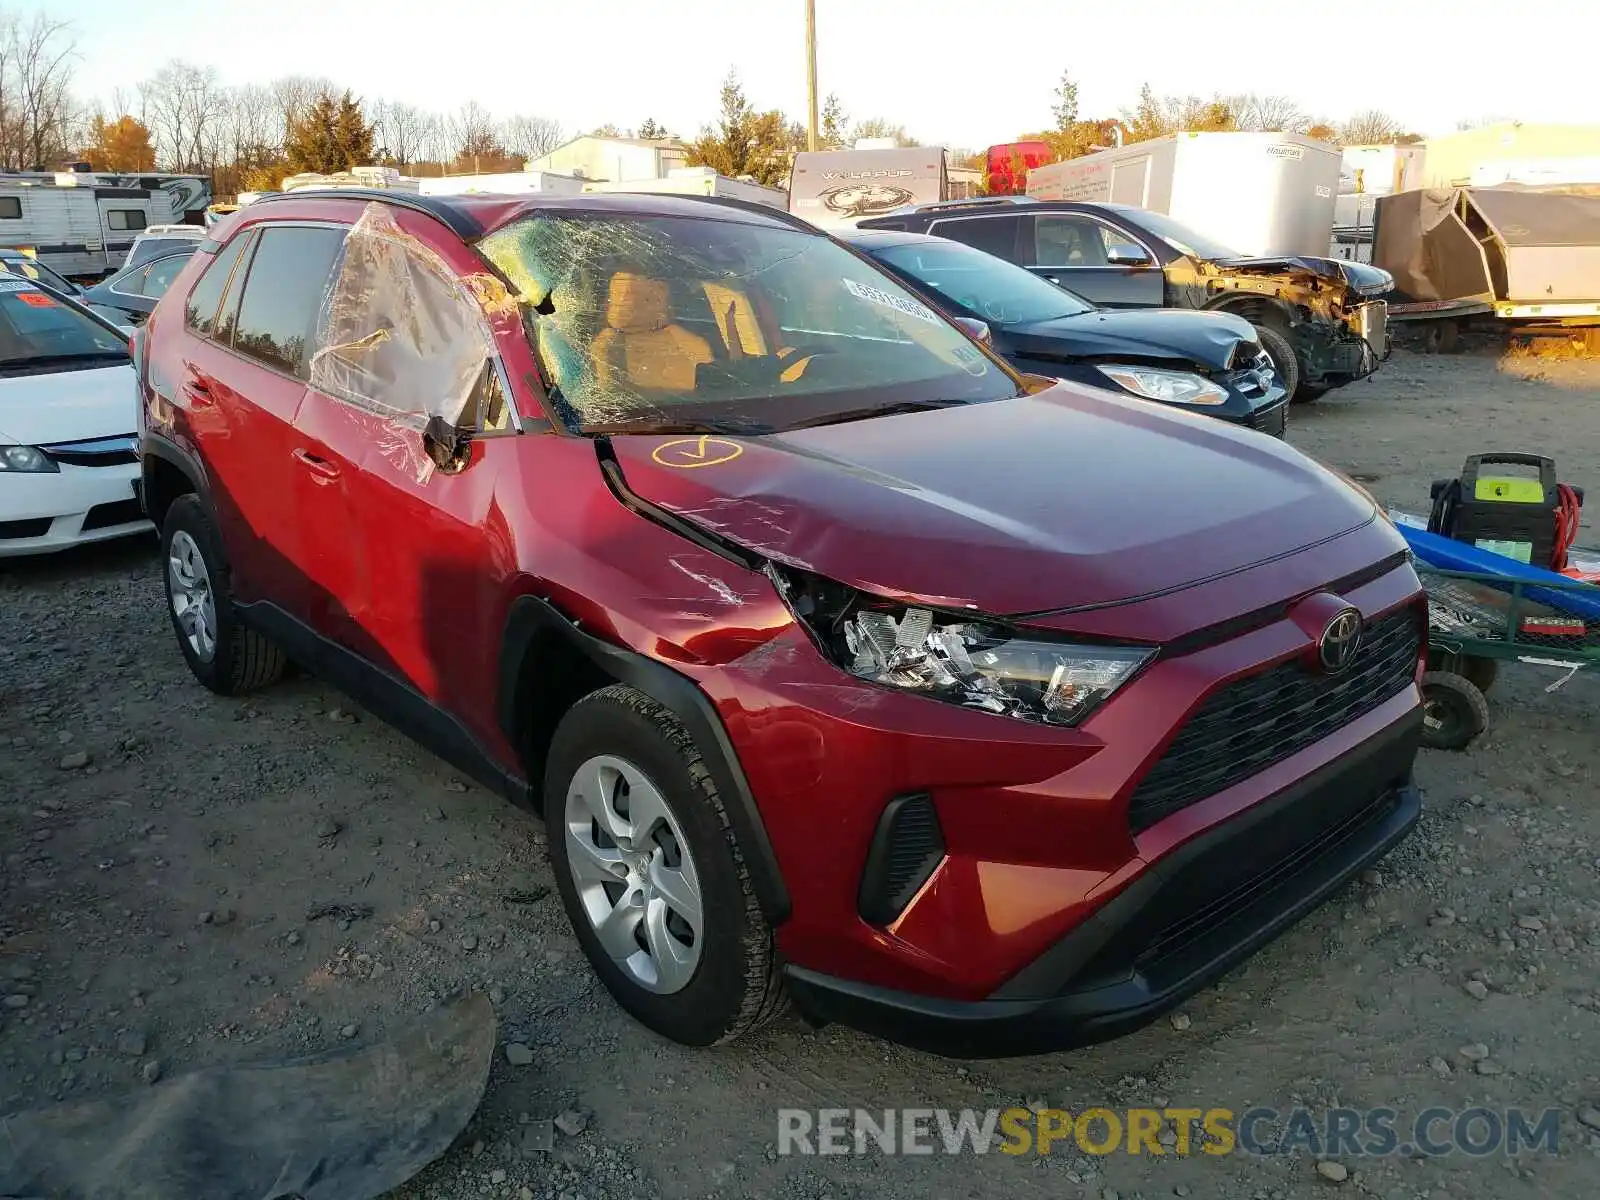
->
[{"left": 309, "top": 202, "right": 511, "bottom": 481}]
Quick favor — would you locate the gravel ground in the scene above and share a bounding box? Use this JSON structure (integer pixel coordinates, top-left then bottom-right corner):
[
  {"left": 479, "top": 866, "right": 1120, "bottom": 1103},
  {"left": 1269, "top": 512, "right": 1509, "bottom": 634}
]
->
[{"left": 3, "top": 348, "right": 1600, "bottom": 1200}]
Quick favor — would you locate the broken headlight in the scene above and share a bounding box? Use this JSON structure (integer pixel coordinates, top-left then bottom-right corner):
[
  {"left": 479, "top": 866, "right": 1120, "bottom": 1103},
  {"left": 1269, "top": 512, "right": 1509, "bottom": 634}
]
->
[
  {"left": 1094, "top": 364, "right": 1229, "bottom": 406},
  {"left": 778, "top": 570, "right": 1154, "bottom": 726}
]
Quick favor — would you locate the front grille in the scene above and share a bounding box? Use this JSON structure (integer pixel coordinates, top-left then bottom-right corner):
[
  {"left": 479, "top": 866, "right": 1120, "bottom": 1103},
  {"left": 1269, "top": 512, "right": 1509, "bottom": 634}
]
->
[
  {"left": 81, "top": 498, "right": 145, "bottom": 531},
  {"left": 1127, "top": 606, "right": 1421, "bottom": 832},
  {"left": 41, "top": 436, "right": 139, "bottom": 467},
  {"left": 0, "top": 517, "right": 52, "bottom": 539},
  {"left": 1221, "top": 349, "right": 1276, "bottom": 398}
]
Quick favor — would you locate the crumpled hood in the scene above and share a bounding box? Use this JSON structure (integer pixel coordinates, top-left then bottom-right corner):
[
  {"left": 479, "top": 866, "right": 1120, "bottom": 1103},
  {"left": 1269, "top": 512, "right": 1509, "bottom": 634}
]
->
[
  {"left": 1001, "top": 308, "right": 1256, "bottom": 371},
  {"left": 1212, "top": 254, "right": 1394, "bottom": 298},
  {"left": 0, "top": 363, "right": 137, "bottom": 445},
  {"left": 609, "top": 381, "right": 1378, "bottom": 616}
]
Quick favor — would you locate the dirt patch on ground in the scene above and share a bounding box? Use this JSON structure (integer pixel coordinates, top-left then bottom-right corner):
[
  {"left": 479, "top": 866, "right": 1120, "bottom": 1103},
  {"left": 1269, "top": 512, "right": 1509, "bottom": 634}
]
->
[{"left": 3, "top": 350, "right": 1599, "bottom": 1199}]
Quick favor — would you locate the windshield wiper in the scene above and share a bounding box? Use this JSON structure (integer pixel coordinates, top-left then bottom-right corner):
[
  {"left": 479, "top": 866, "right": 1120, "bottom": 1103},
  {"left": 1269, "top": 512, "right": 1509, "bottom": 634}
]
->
[
  {"left": 783, "top": 398, "right": 976, "bottom": 430},
  {"left": 1, "top": 352, "right": 128, "bottom": 369},
  {"left": 586, "top": 416, "right": 776, "bottom": 437}
]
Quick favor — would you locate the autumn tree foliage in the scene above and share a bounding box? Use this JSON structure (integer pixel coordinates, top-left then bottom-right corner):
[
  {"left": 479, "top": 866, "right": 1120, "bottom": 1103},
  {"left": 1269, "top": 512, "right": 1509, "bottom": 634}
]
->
[{"left": 84, "top": 114, "right": 155, "bottom": 171}]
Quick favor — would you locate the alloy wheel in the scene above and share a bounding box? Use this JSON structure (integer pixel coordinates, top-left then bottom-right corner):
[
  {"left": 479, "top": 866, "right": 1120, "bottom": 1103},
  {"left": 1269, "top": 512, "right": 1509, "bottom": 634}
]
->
[
  {"left": 563, "top": 754, "right": 705, "bottom": 994},
  {"left": 167, "top": 529, "right": 217, "bottom": 663}
]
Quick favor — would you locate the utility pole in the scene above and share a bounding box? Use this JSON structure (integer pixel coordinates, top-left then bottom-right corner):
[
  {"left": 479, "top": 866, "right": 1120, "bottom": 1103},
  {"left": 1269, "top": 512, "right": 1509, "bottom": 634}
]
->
[{"left": 805, "top": 0, "right": 819, "bottom": 152}]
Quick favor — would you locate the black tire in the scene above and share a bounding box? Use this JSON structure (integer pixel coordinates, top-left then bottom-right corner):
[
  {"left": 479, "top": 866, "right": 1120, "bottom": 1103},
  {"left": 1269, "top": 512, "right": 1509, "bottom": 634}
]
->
[
  {"left": 544, "top": 684, "right": 785, "bottom": 1046},
  {"left": 1420, "top": 670, "right": 1490, "bottom": 751},
  {"left": 1253, "top": 325, "right": 1302, "bottom": 402},
  {"left": 160, "top": 495, "right": 286, "bottom": 695}
]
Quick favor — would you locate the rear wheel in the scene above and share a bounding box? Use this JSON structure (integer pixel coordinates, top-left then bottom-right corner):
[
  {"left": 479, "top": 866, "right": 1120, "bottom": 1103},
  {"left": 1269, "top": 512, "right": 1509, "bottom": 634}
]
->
[
  {"left": 545, "top": 685, "right": 785, "bottom": 1046},
  {"left": 1420, "top": 670, "right": 1490, "bottom": 751},
  {"left": 1253, "top": 325, "right": 1302, "bottom": 401},
  {"left": 161, "top": 495, "right": 286, "bottom": 695}
]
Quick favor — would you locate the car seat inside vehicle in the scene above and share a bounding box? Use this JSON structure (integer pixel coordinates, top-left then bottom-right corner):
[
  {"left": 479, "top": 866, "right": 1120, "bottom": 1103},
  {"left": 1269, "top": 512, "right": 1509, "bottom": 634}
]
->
[{"left": 591, "top": 272, "right": 714, "bottom": 394}]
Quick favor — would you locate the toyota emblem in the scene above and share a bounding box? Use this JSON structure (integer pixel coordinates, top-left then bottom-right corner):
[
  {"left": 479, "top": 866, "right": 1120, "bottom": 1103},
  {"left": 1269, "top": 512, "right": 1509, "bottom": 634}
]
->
[{"left": 1318, "top": 608, "right": 1364, "bottom": 674}]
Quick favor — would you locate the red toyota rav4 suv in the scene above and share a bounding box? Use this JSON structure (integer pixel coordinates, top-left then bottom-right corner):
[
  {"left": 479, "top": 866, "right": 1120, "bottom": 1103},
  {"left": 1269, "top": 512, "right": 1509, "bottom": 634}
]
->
[{"left": 137, "top": 189, "right": 1426, "bottom": 1057}]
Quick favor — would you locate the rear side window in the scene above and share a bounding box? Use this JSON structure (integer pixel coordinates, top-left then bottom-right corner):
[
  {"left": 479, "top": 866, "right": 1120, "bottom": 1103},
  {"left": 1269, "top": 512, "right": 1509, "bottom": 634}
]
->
[
  {"left": 108, "top": 209, "right": 148, "bottom": 231},
  {"left": 928, "top": 215, "right": 1022, "bottom": 260},
  {"left": 0, "top": 197, "right": 20, "bottom": 219},
  {"left": 230, "top": 225, "right": 347, "bottom": 379},
  {"left": 185, "top": 233, "right": 252, "bottom": 336},
  {"left": 143, "top": 254, "right": 190, "bottom": 299}
]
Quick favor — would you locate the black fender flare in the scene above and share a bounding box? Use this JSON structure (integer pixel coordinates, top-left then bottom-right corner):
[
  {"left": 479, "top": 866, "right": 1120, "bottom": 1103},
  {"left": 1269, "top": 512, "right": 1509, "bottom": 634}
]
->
[
  {"left": 138, "top": 432, "right": 217, "bottom": 528},
  {"left": 496, "top": 594, "right": 792, "bottom": 926}
]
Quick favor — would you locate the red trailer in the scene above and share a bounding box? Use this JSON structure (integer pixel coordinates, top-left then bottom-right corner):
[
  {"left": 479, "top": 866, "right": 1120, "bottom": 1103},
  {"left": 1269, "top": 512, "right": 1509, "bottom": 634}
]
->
[{"left": 985, "top": 141, "right": 1053, "bottom": 195}]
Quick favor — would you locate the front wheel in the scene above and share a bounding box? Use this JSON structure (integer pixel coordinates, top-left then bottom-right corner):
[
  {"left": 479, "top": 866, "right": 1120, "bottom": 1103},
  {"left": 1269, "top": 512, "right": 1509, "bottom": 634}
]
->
[
  {"left": 545, "top": 684, "right": 785, "bottom": 1046},
  {"left": 1253, "top": 325, "right": 1302, "bottom": 402}
]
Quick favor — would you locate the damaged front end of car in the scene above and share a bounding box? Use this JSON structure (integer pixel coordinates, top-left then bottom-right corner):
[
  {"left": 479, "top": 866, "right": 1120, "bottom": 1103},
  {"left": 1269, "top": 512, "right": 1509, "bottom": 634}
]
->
[{"left": 1171, "top": 254, "right": 1394, "bottom": 392}]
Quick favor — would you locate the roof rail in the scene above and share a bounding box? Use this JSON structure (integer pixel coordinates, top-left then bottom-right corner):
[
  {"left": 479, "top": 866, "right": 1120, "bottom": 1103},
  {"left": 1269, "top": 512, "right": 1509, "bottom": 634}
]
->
[
  {"left": 625, "top": 191, "right": 821, "bottom": 233},
  {"left": 244, "top": 187, "right": 483, "bottom": 239},
  {"left": 903, "top": 196, "right": 1040, "bottom": 213}
]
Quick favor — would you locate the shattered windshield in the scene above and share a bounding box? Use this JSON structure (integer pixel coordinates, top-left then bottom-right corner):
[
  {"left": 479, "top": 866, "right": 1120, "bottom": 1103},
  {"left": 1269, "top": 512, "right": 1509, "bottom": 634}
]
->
[
  {"left": 478, "top": 213, "right": 1018, "bottom": 433},
  {"left": 870, "top": 238, "right": 1095, "bottom": 325},
  {"left": 1130, "top": 210, "right": 1242, "bottom": 261}
]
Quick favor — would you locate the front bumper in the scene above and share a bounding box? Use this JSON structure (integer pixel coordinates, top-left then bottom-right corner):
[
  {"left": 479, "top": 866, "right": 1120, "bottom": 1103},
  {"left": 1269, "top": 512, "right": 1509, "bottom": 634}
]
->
[
  {"left": 1298, "top": 301, "right": 1389, "bottom": 387},
  {"left": 784, "top": 707, "right": 1422, "bottom": 1058},
  {"left": 0, "top": 461, "right": 153, "bottom": 557}
]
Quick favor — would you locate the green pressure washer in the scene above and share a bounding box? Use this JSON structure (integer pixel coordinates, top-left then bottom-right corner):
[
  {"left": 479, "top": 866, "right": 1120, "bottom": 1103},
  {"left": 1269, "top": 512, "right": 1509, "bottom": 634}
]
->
[{"left": 1428, "top": 453, "right": 1584, "bottom": 570}]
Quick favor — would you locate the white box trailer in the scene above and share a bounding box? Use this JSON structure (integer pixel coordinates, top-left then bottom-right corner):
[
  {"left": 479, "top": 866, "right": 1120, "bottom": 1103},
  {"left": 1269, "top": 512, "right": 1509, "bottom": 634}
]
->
[
  {"left": 1333, "top": 145, "right": 1427, "bottom": 262},
  {"left": 417, "top": 170, "right": 586, "bottom": 197},
  {"left": 0, "top": 174, "right": 185, "bottom": 279},
  {"left": 581, "top": 167, "right": 786, "bottom": 209},
  {"left": 1025, "top": 132, "right": 1342, "bottom": 258}
]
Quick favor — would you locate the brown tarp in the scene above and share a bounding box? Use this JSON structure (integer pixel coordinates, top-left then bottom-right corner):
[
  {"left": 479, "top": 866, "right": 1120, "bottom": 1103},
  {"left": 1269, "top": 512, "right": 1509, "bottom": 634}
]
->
[{"left": 1374, "top": 187, "right": 1600, "bottom": 304}]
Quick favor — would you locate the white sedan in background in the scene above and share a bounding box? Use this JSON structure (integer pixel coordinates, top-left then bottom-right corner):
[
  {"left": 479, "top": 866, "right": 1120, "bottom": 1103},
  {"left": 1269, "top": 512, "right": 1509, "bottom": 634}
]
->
[{"left": 0, "top": 277, "right": 153, "bottom": 557}]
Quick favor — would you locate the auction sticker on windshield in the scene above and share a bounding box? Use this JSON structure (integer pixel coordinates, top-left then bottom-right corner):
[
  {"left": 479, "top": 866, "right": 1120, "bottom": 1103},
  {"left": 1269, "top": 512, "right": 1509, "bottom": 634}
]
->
[
  {"left": 652, "top": 436, "right": 745, "bottom": 469},
  {"left": 843, "top": 278, "right": 940, "bottom": 325}
]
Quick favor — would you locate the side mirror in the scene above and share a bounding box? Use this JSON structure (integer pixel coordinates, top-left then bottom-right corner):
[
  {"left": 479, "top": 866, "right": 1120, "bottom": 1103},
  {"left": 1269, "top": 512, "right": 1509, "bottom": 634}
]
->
[
  {"left": 952, "top": 316, "right": 992, "bottom": 345},
  {"left": 422, "top": 360, "right": 491, "bottom": 472},
  {"left": 1107, "top": 244, "right": 1152, "bottom": 267}
]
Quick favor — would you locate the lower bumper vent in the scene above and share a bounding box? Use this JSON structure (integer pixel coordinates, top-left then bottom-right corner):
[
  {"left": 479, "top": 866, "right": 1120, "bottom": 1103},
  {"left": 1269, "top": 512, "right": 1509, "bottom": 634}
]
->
[{"left": 858, "top": 793, "right": 945, "bottom": 926}]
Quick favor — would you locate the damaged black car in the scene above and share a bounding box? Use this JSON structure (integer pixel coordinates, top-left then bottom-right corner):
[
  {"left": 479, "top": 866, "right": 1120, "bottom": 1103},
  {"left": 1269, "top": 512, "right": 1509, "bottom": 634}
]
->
[
  {"left": 857, "top": 198, "right": 1393, "bottom": 402},
  {"left": 842, "top": 228, "right": 1289, "bottom": 436}
]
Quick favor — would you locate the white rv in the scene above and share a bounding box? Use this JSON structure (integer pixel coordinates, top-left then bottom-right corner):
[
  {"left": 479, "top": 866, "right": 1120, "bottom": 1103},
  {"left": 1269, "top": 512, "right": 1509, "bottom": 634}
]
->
[
  {"left": 581, "top": 166, "right": 785, "bottom": 209},
  {"left": 1025, "top": 132, "right": 1342, "bottom": 258},
  {"left": 0, "top": 172, "right": 190, "bottom": 279},
  {"left": 788, "top": 144, "right": 949, "bottom": 229}
]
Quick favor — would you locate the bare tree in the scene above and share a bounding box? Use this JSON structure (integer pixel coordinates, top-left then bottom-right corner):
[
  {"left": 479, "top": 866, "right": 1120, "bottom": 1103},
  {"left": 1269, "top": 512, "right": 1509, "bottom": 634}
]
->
[
  {"left": 109, "top": 85, "right": 142, "bottom": 125},
  {"left": 1340, "top": 109, "right": 1402, "bottom": 146},
  {"left": 445, "top": 100, "right": 500, "bottom": 168},
  {"left": 371, "top": 98, "right": 430, "bottom": 167},
  {"left": 1227, "top": 93, "right": 1307, "bottom": 133},
  {"left": 14, "top": 12, "right": 79, "bottom": 169},
  {"left": 140, "top": 61, "right": 225, "bottom": 172},
  {"left": 501, "top": 113, "right": 563, "bottom": 162},
  {"left": 270, "top": 74, "right": 337, "bottom": 145}
]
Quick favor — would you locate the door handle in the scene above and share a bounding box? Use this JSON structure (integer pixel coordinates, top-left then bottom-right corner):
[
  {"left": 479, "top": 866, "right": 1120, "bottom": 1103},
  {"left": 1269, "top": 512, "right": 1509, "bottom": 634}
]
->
[
  {"left": 181, "top": 363, "right": 214, "bottom": 406},
  {"left": 292, "top": 448, "right": 341, "bottom": 481}
]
